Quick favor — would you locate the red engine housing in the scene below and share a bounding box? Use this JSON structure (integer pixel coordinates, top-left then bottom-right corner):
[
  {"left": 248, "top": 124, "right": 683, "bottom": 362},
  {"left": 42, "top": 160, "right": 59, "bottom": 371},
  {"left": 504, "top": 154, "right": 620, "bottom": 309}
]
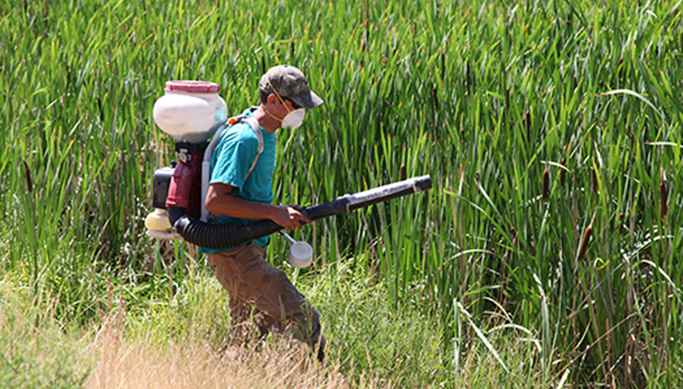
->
[{"left": 165, "top": 150, "right": 205, "bottom": 218}]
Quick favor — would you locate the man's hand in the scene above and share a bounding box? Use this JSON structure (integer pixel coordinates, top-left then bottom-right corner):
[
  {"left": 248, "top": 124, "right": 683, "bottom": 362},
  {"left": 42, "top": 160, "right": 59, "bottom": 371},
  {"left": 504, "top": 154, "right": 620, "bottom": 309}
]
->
[
  {"left": 271, "top": 205, "right": 312, "bottom": 231},
  {"left": 207, "top": 183, "right": 312, "bottom": 231}
]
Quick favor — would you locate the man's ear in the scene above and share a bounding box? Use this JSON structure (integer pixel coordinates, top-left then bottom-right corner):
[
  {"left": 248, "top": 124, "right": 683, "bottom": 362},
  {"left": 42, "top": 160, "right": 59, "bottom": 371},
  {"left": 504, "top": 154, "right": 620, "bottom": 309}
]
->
[{"left": 266, "top": 93, "right": 280, "bottom": 105}]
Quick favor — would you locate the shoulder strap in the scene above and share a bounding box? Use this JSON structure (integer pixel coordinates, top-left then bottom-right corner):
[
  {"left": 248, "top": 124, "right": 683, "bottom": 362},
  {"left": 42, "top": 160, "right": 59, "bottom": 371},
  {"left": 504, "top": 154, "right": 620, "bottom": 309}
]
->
[
  {"left": 226, "top": 113, "right": 263, "bottom": 181},
  {"left": 241, "top": 116, "right": 262, "bottom": 181}
]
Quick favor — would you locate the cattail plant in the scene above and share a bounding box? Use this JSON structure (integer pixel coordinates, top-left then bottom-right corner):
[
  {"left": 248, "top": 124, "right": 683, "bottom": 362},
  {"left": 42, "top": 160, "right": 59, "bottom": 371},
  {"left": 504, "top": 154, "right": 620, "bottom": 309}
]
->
[
  {"left": 590, "top": 166, "right": 599, "bottom": 193},
  {"left": 577, "top": 225, "right": 593, "bottom": 262},
  {"left": 22, "top": 160, "right": 32, "bottom": 193},
  {"left": 542, "top": 170, "right": 550, "bottom": 200},
  {"left": 659, "top": 169, "right": 668, "bottom": 218},
  {"left": 559, "top": 155, "right": 567, "bottom": 187}
]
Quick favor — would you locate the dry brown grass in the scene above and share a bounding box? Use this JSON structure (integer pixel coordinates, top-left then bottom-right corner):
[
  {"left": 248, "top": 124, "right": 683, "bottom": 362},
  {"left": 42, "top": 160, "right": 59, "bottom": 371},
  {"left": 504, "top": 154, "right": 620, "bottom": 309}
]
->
[{"left": 83, "top": 311, "right": 370, "bottom": 389}]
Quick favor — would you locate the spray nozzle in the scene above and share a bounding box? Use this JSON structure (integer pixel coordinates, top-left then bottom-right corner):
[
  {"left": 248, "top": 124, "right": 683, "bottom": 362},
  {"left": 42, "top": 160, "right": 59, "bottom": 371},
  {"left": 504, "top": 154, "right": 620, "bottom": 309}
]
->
[{"left": 279, "top": 231, "right": 313, "bottom": 268}]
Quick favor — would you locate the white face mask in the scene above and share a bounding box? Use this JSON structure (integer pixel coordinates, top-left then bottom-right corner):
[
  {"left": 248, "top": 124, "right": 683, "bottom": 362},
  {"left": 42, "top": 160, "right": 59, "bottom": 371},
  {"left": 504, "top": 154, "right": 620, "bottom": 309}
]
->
[{"left": 281, "top": 108, "right": 306, "bottom": 129}]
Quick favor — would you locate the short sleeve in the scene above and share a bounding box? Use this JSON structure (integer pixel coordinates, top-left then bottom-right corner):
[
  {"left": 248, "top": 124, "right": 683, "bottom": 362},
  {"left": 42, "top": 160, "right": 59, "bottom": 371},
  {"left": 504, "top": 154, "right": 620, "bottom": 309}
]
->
[{"left": 209, "top": 123, "right": 259, "bottom": 192}]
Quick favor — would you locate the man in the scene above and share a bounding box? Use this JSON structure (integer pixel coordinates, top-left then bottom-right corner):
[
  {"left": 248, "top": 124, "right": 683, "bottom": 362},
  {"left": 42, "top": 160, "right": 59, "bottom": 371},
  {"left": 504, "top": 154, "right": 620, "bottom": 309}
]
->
[{"left": 201, "top": 65, "right": 325, "bottom": 361}]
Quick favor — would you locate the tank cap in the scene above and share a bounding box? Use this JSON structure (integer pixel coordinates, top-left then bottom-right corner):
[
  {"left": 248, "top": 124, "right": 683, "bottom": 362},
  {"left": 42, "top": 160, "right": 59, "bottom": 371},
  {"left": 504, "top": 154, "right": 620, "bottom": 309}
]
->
[{"left": 164, "top": 81, "right": 220, "bottom": 94}]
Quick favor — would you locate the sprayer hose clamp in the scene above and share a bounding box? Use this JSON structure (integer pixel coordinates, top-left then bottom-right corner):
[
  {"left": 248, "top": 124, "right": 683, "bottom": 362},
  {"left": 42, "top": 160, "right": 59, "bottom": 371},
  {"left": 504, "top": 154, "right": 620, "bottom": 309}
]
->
[
  {"left": 171, "top": 219, "right": 181, "bottom": 234},
  {"left": 177, "top": 151, "right": 191, "bottom": 163}
]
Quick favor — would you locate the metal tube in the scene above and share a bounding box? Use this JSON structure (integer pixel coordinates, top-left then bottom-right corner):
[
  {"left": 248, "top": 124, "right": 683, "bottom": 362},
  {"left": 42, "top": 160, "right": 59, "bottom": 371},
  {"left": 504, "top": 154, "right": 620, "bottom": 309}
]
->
[{"left": 279, "top": 230, "right": 297, "bottom": 245}]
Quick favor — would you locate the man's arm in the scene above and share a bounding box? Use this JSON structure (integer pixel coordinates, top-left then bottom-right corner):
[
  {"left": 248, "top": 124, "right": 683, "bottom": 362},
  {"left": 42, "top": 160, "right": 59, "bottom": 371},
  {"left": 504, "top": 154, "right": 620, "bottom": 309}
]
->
[{"left": 205, "top": 183, "right": 312, "bottom": 231}]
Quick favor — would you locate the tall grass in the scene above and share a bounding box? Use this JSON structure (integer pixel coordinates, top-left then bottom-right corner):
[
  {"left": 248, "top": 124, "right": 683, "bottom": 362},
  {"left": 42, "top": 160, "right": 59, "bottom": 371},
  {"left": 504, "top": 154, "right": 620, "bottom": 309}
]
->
[
  {"left": 1, "top": 0, "right": 682, "bottom": 386},
  {"left": 0, "top": 275, "right": 91, "bottom": 387}
]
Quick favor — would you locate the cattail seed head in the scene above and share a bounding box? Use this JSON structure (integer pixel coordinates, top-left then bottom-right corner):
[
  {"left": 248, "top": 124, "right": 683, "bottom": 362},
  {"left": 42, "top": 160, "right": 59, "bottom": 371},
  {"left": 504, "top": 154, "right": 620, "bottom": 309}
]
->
[
  {"left": 659, "top": 169, "right": 668, "bottom": 217},
  {"left": 22, "top": 160, "right": 32, "bottom": 193},
  {"left": 590, "top": 167, "right": 598, "bottom": 193},
  {"left": 577, "top": 225, "right": 593, "bottom": 262},
  {"left": 542, "top": 170, "right": 550, "bottom": 200},
  {"left": 465, "top": 61, "right": 470, "bottom": 89},
  {"left": 559, "top": 156, "right": 567, "bottom": 187},
  {"left": 505, "top": 88, "right": 510, "bottom": 115},
  {"left": 618, "top": 212, "right": 625, "bottom": 235},
  {"left": 399, "top": 165, "right": 406, "bottom": 182},
  {"left": 97, "top": 96, "right": 104, "bottom": 122}
]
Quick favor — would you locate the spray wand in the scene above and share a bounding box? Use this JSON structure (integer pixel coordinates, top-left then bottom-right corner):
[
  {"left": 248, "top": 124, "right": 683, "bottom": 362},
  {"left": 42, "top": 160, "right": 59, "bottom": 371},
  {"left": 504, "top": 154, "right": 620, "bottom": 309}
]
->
[{"left": 172, "top": 175, "right": 432, "bottom": 251}]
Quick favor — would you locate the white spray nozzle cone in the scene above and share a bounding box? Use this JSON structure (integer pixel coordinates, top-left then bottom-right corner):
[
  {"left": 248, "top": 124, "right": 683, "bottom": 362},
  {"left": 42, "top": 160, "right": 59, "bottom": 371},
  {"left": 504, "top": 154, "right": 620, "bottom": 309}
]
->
[{"left": 279, "top": 231, "right": 313, "bottom": 268}]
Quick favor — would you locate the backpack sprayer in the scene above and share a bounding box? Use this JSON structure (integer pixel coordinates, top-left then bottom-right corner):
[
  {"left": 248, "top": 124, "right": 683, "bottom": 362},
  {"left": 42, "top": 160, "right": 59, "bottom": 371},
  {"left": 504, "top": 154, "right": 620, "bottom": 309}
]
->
[{"left": 145, "top": 81, "right": 432, "bottom": 267}]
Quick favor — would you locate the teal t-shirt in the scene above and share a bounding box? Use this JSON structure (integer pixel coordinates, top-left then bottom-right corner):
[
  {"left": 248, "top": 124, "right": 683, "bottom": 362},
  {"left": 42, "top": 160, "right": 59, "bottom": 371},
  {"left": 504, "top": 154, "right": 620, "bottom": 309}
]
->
[{"left": 200, "top": 108, "right": 276, "bottom": 254}]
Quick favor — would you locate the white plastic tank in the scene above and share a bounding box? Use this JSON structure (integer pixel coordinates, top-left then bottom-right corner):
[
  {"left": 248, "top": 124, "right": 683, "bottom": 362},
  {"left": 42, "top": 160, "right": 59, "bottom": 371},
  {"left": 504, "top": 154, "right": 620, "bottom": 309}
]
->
[{"left": 153, "top": 81, "right": 228, "bottom": 143}]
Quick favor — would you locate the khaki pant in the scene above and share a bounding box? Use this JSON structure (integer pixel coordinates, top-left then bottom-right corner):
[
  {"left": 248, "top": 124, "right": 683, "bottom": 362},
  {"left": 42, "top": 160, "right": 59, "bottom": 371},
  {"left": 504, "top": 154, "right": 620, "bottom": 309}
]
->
[{"left": 206, "top": 242, "right": 323, "bottom": 353}]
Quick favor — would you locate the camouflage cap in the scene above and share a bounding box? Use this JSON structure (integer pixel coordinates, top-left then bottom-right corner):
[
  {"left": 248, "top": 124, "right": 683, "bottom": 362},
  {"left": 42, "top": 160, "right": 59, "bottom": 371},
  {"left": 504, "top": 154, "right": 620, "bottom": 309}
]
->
[{"left": 259, "top": 65, "right": 324, "bottom": 109}]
